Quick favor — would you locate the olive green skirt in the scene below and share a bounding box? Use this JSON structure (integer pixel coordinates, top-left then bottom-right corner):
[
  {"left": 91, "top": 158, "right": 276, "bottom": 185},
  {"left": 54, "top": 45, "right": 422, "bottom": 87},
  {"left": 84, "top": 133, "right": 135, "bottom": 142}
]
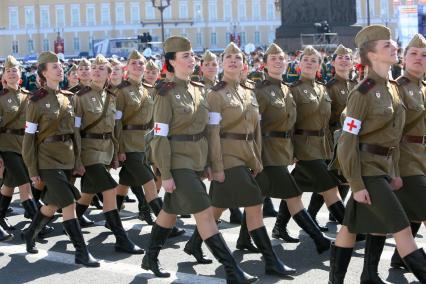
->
[
  {"left": 210, "top": 166, "right": 263, "bottom": 208},
  {"left": 256, "top": 166, "right": 302, "bottom": 199},
  {"left": 2, "top": 151, "right": 30, "bottom": 188},
  {"left": 119, "top": 152, "right": 154, "bottom": 186},
  {"left": 291, "top": 159, "right": 340, "bottom": 193},
  {"left": 81, "top": 164, "right": 118, "bottom": 194},
  {"left": 394, "top": 175, "right": 426, "bottom": 221},
  {"left": 39, "top": 169, "right": 81, "bottom": 208},
  {"left": 343, "top": 175, "right": 410, "bottom": 234},
  {"left": 163, "top": 169, "right": 211, "bottom": 215}
]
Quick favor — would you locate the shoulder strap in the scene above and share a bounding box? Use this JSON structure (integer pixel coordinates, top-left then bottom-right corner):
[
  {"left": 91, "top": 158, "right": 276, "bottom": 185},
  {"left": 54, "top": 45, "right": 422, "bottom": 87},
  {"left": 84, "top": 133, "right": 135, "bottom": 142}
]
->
[{"left": 81, "top": 92, "right": 112, "bottom": 134}]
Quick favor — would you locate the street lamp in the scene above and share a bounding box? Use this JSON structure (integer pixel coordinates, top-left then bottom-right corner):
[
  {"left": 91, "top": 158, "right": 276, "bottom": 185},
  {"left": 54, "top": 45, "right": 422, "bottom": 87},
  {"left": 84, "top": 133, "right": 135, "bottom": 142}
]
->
[{"left": 151, "top": 0, "right": 171, "bottom": 43}]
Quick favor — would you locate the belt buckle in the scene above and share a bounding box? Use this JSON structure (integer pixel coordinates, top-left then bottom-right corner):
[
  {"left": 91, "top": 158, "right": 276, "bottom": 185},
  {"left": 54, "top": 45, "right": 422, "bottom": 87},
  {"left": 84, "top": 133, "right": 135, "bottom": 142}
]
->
[
  {"left": 245, "top": 133, "right": 249, "bottom": 141},
  {"left": 192, "top": 135, "right": 197, "bottom": 142},
  {"left": 387, "top": 147, "right": 395, "bottom": 158},
  {"left": 60, "top": 135, "right": 66, "bottom": 142}
]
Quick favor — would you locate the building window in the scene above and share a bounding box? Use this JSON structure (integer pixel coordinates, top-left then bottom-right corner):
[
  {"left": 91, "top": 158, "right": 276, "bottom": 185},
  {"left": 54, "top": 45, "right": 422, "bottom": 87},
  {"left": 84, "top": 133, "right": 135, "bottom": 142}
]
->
[
  {"left": 381, "top": 0, "right": 389, "bottom": 18},
  {"left": 163, "top": 5, "right": 172, "bottom": 19},
  {"left": 224, "top": 0, "right": 232, "bottom": 20},
  {"left": 194, "top": 1, "right": 202, "bottom": 21},
  {"left": 9, "top": 7, "right": 19, "bottom": 29},
  {"left": 238, "top": 0, "right": 246, "bottom": 20},
  {"left": 356, "top": 0, "right": 362, "bottom": 21},
  {"left": 116, "top": 3, "right": 125, "bottom": 25},
  {"left": 28, "top": 39, "right": 34, "bottom": 54},
  {"left": 89, "top": 36, "right": 94, "bottom": 55},
  {"left": 370, "top": 0, "right": 376, "bottom": 17},
  {"left": 211, "top": 32, "right": 217, "bottom": 47},
  {"left": 268, "top": 31, "right": 275, "bottom": 43},
  {"left": 43, "top": 39, "right": 49, "bottom": 51},
  {"left": 130, "top": 3, "right": 140, "bottom": 24},
  {"left": 267, "top": 0, "right": 275, "bottom": 20},
  {"left": 71, "top": 5, "right": 80, "bottom": 26},
  {"left": 56, "top": 5, "right": 65, "bottom": 27},
  {"left": 196, "top": 32, "right": 202, "bottom": 47},
  {"left": 73, "top": 37, "right": 80, "bottom": 52},
  {"left": 12, "top": 40, "right": 18, "bottom": 54},
  {"left": 226, "top": 32, "right": 231, "bottom": 44},
  {"left": 40, "top": 6, "right": 50, "bottom": 28},
  {"left": 254, "top": 31, "right": 261, "bottom": 45},
  {"left": 253, "top": 0, "right": 261, "bottom": 20},
  {"left": 240, "top": 32, "right": 246, "bottom": 45},
  {"left": 25, "top": 6, "right": 35, "bottom": 29},
  {"left": 179, "top": 1, "right": 188, "bottom": 19},
  {"left": 208, "top": 0, "right": 217, "bottom": 21},
  {"left": 87, "top": 5, "right": 96, "bottom": 26},
  {"left": 101, "top": 4, "right": 111, "bottom": 25},
  {"left": 145, "top": 2, "right": 155, "bottom": 20}
]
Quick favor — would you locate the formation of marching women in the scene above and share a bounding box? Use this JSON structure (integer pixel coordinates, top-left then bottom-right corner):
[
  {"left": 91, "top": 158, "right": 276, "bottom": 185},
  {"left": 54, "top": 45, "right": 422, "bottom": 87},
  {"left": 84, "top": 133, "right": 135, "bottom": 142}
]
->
[{"left": 0, "top": 24, "right": 425, "bottom": 283}]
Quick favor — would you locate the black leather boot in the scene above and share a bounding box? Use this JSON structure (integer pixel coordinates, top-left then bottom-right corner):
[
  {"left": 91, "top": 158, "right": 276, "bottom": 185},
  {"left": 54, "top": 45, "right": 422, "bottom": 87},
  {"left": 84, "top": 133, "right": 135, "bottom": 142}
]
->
[
  {"left": 22, "top": 199, "right": 54, "bottom": 236},
  {"left": 391, "top": 222, "right": 421, "bottom": 269},
  {"left": 250, "top": 226, "right": 296, "bottom": 277},
  {"left": 22, "top": 210, "right": 52, "bottom": 253},
  {"left": 141, "top": 223, "right": 172, "bottom": 277},
  {"left": 360, "top": 235, "right": 388, "bottom": 284},
  {"left": 329, "top": 185, "right": 349, "bottom": 221},
  {"left": 327, "top": 201, "right": 345, "bottom": 224},
  {"left": 272, "top": 200, "right": 299, "bottom": 243},
  {"left": 76, "top": 203, "right": 95, "bottom": 227},
  {"left": 131, "top": 186, "right": 154, "bottom": 225},
  {"left": 104, "top": 209, "right": 144, "bottom": 254},
  {"left": 402, "top": 248, "right": 426, "bottom": 283},
  {"left": 184, "top": 227, "right": 213, "bottom": 264},
  {"left": 329, "top": 243, "right": 353, "bottom": 284},
  {"left": 63, "top": 218, "right": 100, "bottom": 267},
  {"left": 263, "top": 197, "right": 278, "bottom": 217},
  {"left": 205, "top": 233, "right": 258, "bottom": 283},
  {"left": 229, "top": 208, "right": 243, "bottom": 224},
  {"left": 0, "top": 193, "right": 15, "bottom": 230},
  {"left": 293, "top": 209, "right": 332, "bottom": 254},
  {"left": 149, "top": 198, "right": 185, "bottom": 238},
  {"left": 307, "top": 192, "right": 328, "bottom": 232},
  {"left": 0, "top": 224, "right": 12, "bottom": 242},
  {"left": 116, "top": 194, "right": 125, "bottom": 211},
  {"left": 90, "top": 194, "right": 103, "bottom": 210},
  {"left": 236, "top": 212, "right": 259, "bottom": 253},
  {"left": 31, "top": 186, "right": 44, "bottom": 208}
]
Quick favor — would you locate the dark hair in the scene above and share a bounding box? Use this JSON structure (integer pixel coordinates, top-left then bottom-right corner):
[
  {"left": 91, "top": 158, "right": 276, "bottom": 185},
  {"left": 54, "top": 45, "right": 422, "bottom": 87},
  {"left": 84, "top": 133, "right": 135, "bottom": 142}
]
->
[
  {"left": 359, "top": 41, "right": 377, "bottom": 67},
  {"left": 164, "top": 52, "right": 176, "bottom": 73},
  {"left": 37, "top": 63, "right": 47, "bottom": 86}
]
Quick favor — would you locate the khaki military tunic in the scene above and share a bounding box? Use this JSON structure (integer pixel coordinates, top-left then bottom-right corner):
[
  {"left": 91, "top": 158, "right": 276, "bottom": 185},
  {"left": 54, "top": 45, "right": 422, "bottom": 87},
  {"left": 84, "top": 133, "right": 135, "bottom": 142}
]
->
[
  {"left": 74, "top": 84, "right": 118, "bottom": 167},
  {"left": 396, "top": 72, "right": 426, "bottom": 176},
  {"left": 200, "top": 77, "right": 218, "bottom": 91},
  {"left": 0, "top": 87, "right": 29, "bottom": 153},
  {"left": 291, "top": 76, "right": 333, "bottom": 160},
  {"left": 337, "top": 70, "right": 406, "bottom": 192},
  {"left": 22, "top": 87, "right": 75, "bottom": 178},
  {"left": 115, "top": 79, "right": 153, "bottom": 153},
  {"left": 151, "top": 76, "right": 209, "bottom": 180},
  {"left": 255, "top": 75, "right": 296, "bottom": 166},
  {"left": 207, "top": 78, "right": 262, "bottom": 173}
]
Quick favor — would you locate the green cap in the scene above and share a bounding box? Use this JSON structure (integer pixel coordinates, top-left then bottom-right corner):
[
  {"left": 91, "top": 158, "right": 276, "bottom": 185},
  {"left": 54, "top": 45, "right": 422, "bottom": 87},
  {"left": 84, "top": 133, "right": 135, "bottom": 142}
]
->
[
  {"left": 4, "top": 55, "right": 20, "bottom": 69},
  {"left": 223, "top": 42, "right": 242, "bottom": 55},
  {"left": 302, "top": 45, "right": 321, "bottom": 58},
  {"left": 146, "top": 59, "right": 160, "bottom": 70},
  {"left": 355, "top": 24, "right": 391, "bottom": 48},
  {"left": 333, "top": 44, "right": 352, "bottom": 56},
  {"left": 163, "top": 36, "right": 192, "bottom": 53},
  {"left": 38, "top": 51, "right": 59, "bottom": 65},
  {"left": 128, "top": 49, "right": 146, "bottom": 61},
  {"left": 93, "top": 54, "right": 110, "bottom": 66},
  {"left": 407, "top": 33, "right": 426, "bottom": 49},
  {"left": 66, "top": 64, "right": 77, "bottom": 74},
  {"left": 109, "top": 58, "right": 122, "bottom": 67},
  {"left": 265, "top": 43, "right": 284, "bottom": 55},
  {"left": 78, "top": 58, "right": 91, "bottom": 68},
  {"left": 202, "top": 50, "right": 217, "bottom": 62}
]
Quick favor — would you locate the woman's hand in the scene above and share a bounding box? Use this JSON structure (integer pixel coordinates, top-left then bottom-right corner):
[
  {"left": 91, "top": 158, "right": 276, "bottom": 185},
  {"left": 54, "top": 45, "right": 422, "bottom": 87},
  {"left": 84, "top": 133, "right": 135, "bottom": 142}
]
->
[
  {"left": 204, "top": 167, "right": 213, "bottom": 181},
  {"left": 391, "top": 177, "right": 403, "bottom": 191},
  {"left": 31, "top": 176, "right": 43, "bottom": 189},
  {"left": 353, "top": 189, "right": 372, "bottom": 205},
  {"left": 162, "top": 178, "right": 176, "bottom": 193},
  {"left": 118, "top": 153, "right": 126, "bottom": 162},
  {"left": 212, "top": 171, "right": 225, "bottom": 183}
]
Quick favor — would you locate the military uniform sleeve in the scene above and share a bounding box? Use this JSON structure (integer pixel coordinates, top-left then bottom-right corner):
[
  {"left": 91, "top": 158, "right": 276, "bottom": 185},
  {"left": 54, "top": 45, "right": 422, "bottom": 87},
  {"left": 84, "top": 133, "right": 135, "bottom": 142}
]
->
[
  {"left": 115, "top": 89, "right": 125, "bottom": 154},
  {"left": 22, "top": 101, "right": 39, "bottom": 177},
  {"left": 151, "top": 94, "right": 173, "bottom": 180},
  {"left": 254, "top": 88, "right": 268, "bottom": 116},
  {"left": 253, "top": 118, "right": 263, "bottom": 172},
  {"left": 111, "top": 96, "right": 119, "bottom": 161},
  {"left": 207, "top": 91, "right": 224, "bottom": 173},
  {"left": 73, "top": 95, "right": 83, "bottom": 169},
  {"left": 336, "top": 90, "right": 368, "bottom": 193}
]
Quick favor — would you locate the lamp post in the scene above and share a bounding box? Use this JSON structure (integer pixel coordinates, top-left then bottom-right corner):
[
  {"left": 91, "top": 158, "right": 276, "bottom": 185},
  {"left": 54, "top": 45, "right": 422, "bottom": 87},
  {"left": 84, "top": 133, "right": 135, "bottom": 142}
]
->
[
  {"left": 367, "top": 0, "right": 370, "bottom": 25},
  {"left": 151, "top": 0, "right": 171, "bottom": 43}
]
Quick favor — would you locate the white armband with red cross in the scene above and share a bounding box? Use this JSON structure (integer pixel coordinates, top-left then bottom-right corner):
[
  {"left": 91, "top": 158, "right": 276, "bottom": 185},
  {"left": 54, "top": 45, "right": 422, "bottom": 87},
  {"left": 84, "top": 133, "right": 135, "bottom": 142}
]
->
[
  {"left": 75, "top": 117, "right": 82, "bottom": 128},
  {"left": 343, "top": 117, "right": 361, "bottom": 135},
  {"left": 208, "top": 112, "right": 222, "bottom": 125},
  {"left": 25, "top": 121, "right": 38, "bottom": 134},
  {"left": 153, "top": 122, "right": 169, "bottom": 137}
]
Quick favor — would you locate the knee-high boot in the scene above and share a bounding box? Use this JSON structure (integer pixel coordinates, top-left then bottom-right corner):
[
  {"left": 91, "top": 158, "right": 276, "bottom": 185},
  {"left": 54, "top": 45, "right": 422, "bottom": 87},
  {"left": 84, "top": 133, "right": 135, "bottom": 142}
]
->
[
  {"left": 236, "top": 211, "right": 259, "bottom": 252},
  {"left": 148, "top": 198, "right": 185, "bottom": 238},
  {"left": 0, "top": 193, "right": 15, "bottom": 230},
  {"left": 390, "top": 222, "right": 421, "bottom": 269},
  {"left": 329, "top": 242, "right": 353, "bottom": 284},
  {"left": 184, "top": 227, "right": 213, "bottom": 264},
  {"left": 307, "top": 192, "right": 328, "bottom": 232},
  {"left": 272, "top": 200, "right": 299, "bottom": 243},
  {"left": 360, "top": 235, "right": 388, "bottom": 284}
]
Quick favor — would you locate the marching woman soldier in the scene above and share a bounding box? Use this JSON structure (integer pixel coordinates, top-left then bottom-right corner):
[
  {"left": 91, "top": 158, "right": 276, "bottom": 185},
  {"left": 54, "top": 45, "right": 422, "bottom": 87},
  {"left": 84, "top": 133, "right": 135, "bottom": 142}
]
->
[
  {"left": 114, "top": 50, "right": 184, "bottom": 236},
  {"left": 22, "top": 51, "right": 99, "bottom": 267},
  {"left": 205, "top": 42, "right": 295, "bottom": 277},
  {"left": 329, "top": 25, "right": 426, "bottom": 284},
  {"left": 0, "top": 154, "right": 12, "bottom": 240},
  {"left": 307, "top": 45, "right": 357, "bottom": 231},
  {"left": 109, "top": 58, "right": 124, "bottom": 89},
  {"left": 289, "top": 46, "right": 346, "bottom": 225},
  {"left": 142, "top": 36, "right": 257, "bottom": 283},
  {"left": 199, "top": 50, "right": 219, "bottom": 90},
  {"left": 73, "top": 54, "right": 143, "bottom": 255},
  {"left": 68, "top": 58, "right": 92, "bottom": 94},
  {"left": 389, "top": 34, "right": 426, "bottom": 270},
  {"left": 254, "top": 43, "right": 332, "bottom": 254},
  {"left": 143, "top": 60, "right": 160, "bottom": 89},
  {"left": 66, "top": 64, "right": 79, "bottom": 91}
]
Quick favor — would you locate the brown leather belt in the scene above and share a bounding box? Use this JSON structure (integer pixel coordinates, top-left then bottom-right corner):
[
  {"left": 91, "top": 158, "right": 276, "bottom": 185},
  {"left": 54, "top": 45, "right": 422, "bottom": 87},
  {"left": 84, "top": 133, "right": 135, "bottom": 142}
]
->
[
  {"left": 168, "top": 132, "right": 205, "bottom": 142},
  {"left": 359, "top": 143, "right": 395, "bottom": 157},
  {"left": 123, "top": 124, "right": 151, "bottom": 131},
  {"left": 44, "top": 134, "right": 73, "bottom": 143},
  {"left": 262, "top": 131, "right": 292, "bottom": 139},
  {"left": 81, "top": 132, "right": 112, "bottom": 140},
  {"left": 3, "top": 128, "right": 25, "bottom": 135},
  {"left": 220, "top": 132, "right": 254, "bottom": 141},
  {"left": 294, "top": 129, "right": 325, "bottom": 136},
  {"left": 401, "top": 135, "right": 426, "bottom": 144}
]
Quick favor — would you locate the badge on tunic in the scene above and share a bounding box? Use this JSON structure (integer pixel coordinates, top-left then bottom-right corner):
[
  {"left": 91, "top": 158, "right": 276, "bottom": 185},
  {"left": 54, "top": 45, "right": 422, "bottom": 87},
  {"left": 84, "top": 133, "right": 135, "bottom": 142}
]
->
[
  {"left": 340, "top": 90, "right": 345, "bottom": 94},
  {"left": 375, "top": 92, "right": 380, "bottom": 98},
  {"left": 271, "top": 91, "right": 276, "bottom": 97},
  {"left": 303, "top": 90, "right": 308, "bottom": 94},
  {"left": 226, "top": 93, "right": 231, "bottom": 98},
  {"left": 409, "top": 90, "right": 413, "bottom": 96},
  {"left": 129, "top": 91, "right": 135, "bottom": 96},
  {"left": 92, "top": 97, "right": 96, "bottom": 102},
  {"left": 176, "top": 94, "right": 181, "bottom": 99},
  {"left": 46, "top": 103, "right": 50, "bottom": 108},
  {"left": 7, "top": 99, "right": 11, "bottom": 103}
]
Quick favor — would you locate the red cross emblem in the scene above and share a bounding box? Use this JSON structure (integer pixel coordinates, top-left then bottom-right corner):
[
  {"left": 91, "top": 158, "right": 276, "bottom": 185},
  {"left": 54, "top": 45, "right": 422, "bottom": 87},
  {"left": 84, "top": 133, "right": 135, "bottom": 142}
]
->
[
  {"left": 346, "top": 119, "right": 358, "bottom": 132},
  {"left": 154, "top": 123, "right": 161, "bottom": 133}
]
